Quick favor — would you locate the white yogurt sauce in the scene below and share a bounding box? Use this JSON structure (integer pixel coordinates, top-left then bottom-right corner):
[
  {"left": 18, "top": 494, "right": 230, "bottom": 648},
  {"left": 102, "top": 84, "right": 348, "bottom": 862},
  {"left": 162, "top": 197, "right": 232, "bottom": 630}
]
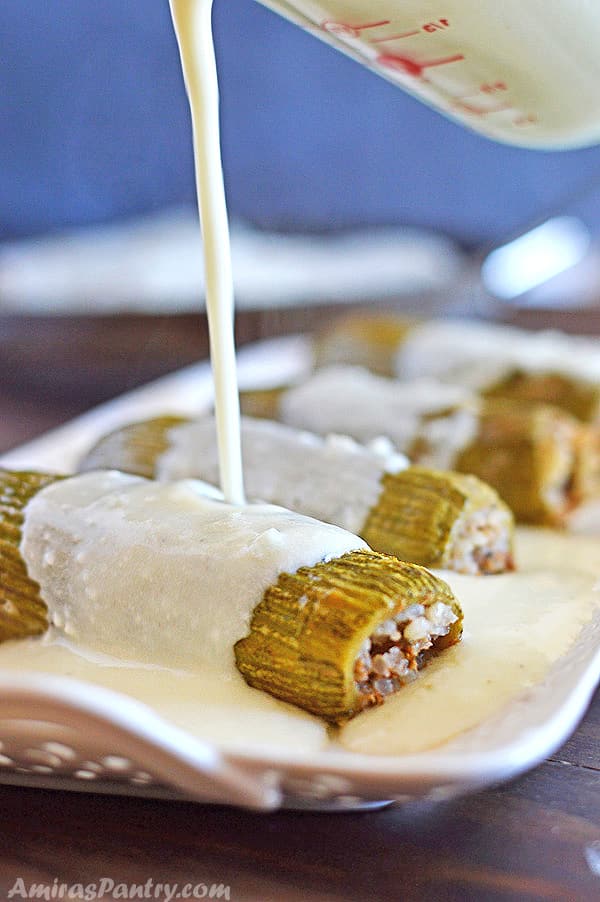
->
[
  {"left": 20, "top": 472, "right": 365, "bottom": 673},
  {"left": 169, "top": 0, "right": 244, "bottom": 504},
  {"left": 0, "top": 637, "right": 328, "bottom": 754},
  {"left": 158, "top": 416, "right": 408, "bottom": 534},
  {"left": 280, "top": 366, "right": 479, "bottom": 468},
  {"left": 396, "top": 320, "right": 600, "bottom": 391},
  {"left": 7, "top": 524, "right": 599, "bottom": 756}
]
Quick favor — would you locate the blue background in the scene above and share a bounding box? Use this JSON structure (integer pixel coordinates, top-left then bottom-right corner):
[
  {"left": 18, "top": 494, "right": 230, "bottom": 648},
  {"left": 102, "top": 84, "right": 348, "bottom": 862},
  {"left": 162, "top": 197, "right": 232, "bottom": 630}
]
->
[{"left": 3, "top": 0, "right": 600, "bottom": 246}]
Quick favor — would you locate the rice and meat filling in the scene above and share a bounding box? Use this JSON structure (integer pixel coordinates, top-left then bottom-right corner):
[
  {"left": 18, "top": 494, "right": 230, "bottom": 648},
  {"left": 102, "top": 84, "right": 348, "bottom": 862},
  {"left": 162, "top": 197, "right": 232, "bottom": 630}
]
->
[
  {"left": 447, "top": 504, "right": 514, "bottom": 575},
  {"left": 354, "top": 599, "right": 459, "bottom": 709}
]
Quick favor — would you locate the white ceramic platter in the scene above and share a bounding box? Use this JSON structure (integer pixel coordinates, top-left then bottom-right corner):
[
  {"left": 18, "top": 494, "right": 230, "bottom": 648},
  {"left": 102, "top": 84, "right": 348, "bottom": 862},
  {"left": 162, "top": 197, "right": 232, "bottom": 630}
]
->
[{"left": 0, "top": 335, "right": 599, "bottom": 812}]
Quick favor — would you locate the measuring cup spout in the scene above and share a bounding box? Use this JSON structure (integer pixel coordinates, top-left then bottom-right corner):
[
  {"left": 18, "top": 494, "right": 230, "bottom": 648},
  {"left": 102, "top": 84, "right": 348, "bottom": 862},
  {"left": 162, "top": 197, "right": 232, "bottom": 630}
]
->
[{"left": 257, "top": 0, "right": 600, "bottom": 149}]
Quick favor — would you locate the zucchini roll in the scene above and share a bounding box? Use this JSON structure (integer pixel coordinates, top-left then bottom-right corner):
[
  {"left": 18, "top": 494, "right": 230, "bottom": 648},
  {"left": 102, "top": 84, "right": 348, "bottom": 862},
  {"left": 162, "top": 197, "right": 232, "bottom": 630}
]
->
[
  {"left": 242, "top": 366, "right": 584, "bottom": 526},
  {"left": 396, "top": 319, "right": 600, "bottom": 424},
  {"left": 237, "top": 548, "right": 462, "bottom": 722},
  {"left": 315, "top": 313, "right": 416, "bottom": 377},
  {"left": 0, "top": 468, "right": 462, "bottom": 722},
  {"left": 451, "top": 401, "right": 579, "bottom": 526},
  {"left": 0, "top": 470, "right": 61, "bottom": 641},
  {"left": 316, "top": 314, "right": 600, "bottom": 424},
  {"left": 81, "top": 416, "right": 514, "bottom": 574}
]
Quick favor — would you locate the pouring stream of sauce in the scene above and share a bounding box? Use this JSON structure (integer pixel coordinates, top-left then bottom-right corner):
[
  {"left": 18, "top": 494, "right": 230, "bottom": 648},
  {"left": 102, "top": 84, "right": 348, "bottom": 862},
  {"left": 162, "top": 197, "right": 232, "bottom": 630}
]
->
[{"left": 169, "top": 0, "right": 245, "bottom": 504}]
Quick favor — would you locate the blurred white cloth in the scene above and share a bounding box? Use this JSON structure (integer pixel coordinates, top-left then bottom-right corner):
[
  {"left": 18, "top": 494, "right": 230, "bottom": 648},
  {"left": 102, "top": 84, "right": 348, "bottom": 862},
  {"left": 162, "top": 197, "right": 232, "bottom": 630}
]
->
[{"left": 0, "top": 208, "right": 463, "bottom": 314}]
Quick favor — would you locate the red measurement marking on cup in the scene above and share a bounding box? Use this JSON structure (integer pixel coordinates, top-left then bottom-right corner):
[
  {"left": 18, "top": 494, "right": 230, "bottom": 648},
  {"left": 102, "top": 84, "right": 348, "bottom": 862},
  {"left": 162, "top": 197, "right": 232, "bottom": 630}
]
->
[
  {"left": 480, "top": 81, "right": 508, "bottom": 94},
  {"left": 457, "top": 82, "right": 511, "bottom": 108},
  {"left": 423, "top": 19, "right": 450, "bottom": 33},
  {"left": 453, "top": 99, "right": 512, "bottom": 117},
  {"left": 377, "top": 52, "right": 464, "bottom": 77},
  {"left": 321, "top": 19, "right": 390, "bottom": 39},
  {"left": 372, "top": 19, "right": 450, "bottom": 42},
  {"left": 370, "top": 30, "right": 420, "bottom": 44}
]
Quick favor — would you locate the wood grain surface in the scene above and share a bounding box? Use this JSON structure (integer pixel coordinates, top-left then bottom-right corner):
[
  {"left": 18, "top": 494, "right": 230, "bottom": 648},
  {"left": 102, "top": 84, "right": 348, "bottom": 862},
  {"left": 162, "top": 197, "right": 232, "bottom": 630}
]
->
[{"left": 0, "top": 308, "right": 599, "bottom": 902}]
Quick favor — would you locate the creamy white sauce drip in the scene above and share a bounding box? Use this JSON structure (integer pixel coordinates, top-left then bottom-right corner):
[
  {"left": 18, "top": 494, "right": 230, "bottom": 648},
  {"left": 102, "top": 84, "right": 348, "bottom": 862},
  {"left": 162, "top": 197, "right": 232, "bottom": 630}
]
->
[
  {"left": 169, "top": 0, "right": 244, "bottom": 504},
  {"left": 280, "top": 366, "right": 479, "bottom": 468},
  {"left": 5, "top": 527, "right": 598, "bottom": 755},
  {"left": 0, "top": 635, "right": 328, "bottom": 753},
  {"left": 20, "top": 472, "right": 365, "bottom": 673},
  {"left": 396, "top": 320, "right": 600, "bottom": 391},
  {"left": 157, "top": 416, "right": 408, "bottom": 534}
]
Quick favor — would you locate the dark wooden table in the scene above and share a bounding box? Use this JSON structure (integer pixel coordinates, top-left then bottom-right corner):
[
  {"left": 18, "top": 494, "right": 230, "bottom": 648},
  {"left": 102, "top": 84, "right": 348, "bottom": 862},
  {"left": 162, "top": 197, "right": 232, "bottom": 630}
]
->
[{"left": 0, "top": 309, "right": 599, "bottom": 902}]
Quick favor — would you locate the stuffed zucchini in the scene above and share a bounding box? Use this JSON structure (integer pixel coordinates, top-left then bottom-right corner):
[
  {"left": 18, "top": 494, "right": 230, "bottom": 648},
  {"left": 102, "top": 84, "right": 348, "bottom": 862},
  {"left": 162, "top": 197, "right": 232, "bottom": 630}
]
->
[{"left": 0, "top": 467, "right": 462, "bottom": 722}]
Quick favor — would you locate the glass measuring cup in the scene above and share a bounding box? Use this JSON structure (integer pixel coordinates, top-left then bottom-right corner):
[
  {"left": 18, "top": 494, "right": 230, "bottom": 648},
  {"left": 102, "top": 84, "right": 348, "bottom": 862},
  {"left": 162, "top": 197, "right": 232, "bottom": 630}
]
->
[{"left": 258, "top": 0, "right": 600, "bottom": 148}]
